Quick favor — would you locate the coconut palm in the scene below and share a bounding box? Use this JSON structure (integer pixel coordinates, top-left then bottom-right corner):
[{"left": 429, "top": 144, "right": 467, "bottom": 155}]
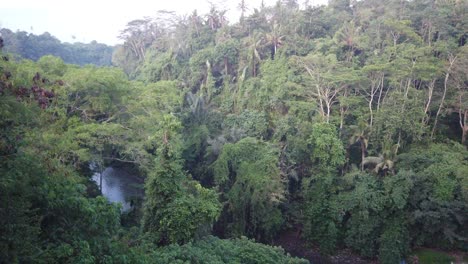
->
[
  {"left": 265, "top": 22, "right": 285, "bottom": 59},
  {"left": 186, "top": 92, "right": 207, "bottom": 123},
  {"left": 362, "top": 142, "right": 399, "bottom": 176},
  {"left": 206, "top": 6, "right": 228, "bottom": 31},
  {"left": 245, "top": 31, "right": 264, "bottom": 77},
  {"left": 238, "top": 0, "right": 249, "bottom": 24},
  {"left": 348, "top": 121, "right": 371, "bottom": 171}
]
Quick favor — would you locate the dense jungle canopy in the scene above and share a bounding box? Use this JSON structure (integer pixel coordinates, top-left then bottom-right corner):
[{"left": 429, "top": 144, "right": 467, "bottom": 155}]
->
[{"left": 0, "top": 0, "right": 467, "bottom": 263}]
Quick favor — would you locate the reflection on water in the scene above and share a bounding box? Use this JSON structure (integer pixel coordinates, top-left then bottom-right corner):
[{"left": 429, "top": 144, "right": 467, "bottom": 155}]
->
[{"left": 92, "top": 166, "right": 144, "bottom": 212}]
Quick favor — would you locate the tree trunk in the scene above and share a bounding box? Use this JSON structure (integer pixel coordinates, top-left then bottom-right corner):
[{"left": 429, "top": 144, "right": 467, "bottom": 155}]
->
[
  {"left": 423, "top": 79, "right": 436, "bottom": 125},
  {"left": 360, "top": 139, "right": 366, "bottom": 171},
  {"left": 252, "top": 55, "right": 256, "bottom": 77},
  {"left": 273, "top": 44, "right": 277, "bottom": 59},
  {"left": 377, "top": 73, "right": 385, "bottom": 111},
  {"left": 325, "top": 100, "right": 331, "bottom": 123},
  {"left": 432, "top": 55, "right": 456, "bottom": 138},
  {"left": 340, "top": 88, "right": 349, "bottom": 132},
  {"left": 460, "top": 109, "right": 467, "bottom": 145},
  {"left": 224, "top": 57, "right": 228, "bottom": 75},
  {"left": 316, "top": 84, "right": 325, "bottom": 121},
  {"left": 369, "top": 96, "right": 374, "bottom": 127},
  {"left": 462, "top": 126, "right": 467, "bottom": 145}
]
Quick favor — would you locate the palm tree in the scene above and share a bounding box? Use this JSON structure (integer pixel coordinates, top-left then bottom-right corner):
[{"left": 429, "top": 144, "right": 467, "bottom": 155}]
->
[
  {"left": 265, "top": 22, "right": 285, "bottom": 59},
  {"left": 206, "top": 6, "right": 228, "bottom": 31},
  {"left": 348, "top": 121, "right": 370, "bottom": 171},
  {"left": 238, "top": 0, "right": 249, "bottom": 24},
  {"left": 245, "top": 32, "right": 264, "bottom": 77},
  {"left": 189, "top": 10, "right": 203, "bottom": 37},
  {"left": 186, "top": 92, "right": 207, "bottom": 123},
  {"left": 362, "top": 142, "right": 399, "bottom": 176}
]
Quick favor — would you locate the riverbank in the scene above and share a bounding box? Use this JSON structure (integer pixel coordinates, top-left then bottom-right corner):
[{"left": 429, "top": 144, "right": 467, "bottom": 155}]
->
[
  {"left": 273, "top": 228, "right": 374, "bottom": 264},
  {"left": 274, "top": 228, "right": 468, "bottom": 264}
]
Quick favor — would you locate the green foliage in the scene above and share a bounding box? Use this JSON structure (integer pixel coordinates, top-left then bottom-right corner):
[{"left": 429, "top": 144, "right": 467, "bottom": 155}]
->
[
  {"left": 372, "top": 89, "right": 426, "bottom": 149},
  {"left": 398, "top": 143, "right": 468, "bottom": 248},
  {"left": 224, "top": 110, "right": 269, "bottom": 138},
  {"left": 341, "top": 172, "right": 386, "bottom": 257},
  {"left": 147, "top": 236, "right": 308, "bottom": 264},
  {"left": 2, "top": 0, "right": 468, "bottom": 262},
  {"left": 337, "top": 170, "right": 413, "bottom": 259},
  {"left": 0, "top": 155, "right": 41, "bottom": 263},
  {"left": 37, "top": 55, "right": 68, "bottom": 77},
  {"left": 214, "top": 39, "right": 239, "bottom": 75},
  {"left": 212, "top": 138, "right": 285, "bottom": 240},
  {"left": 142, "top": 163, "right": 221, "bottom": 245},
  {"left": 256, "top": 57, "right": 292, "bottom": 110},
  {"left": 0, "top": 139, "right": 123, "bottom": 263},
  {"left": 188, "top": 47, "right": 215, "bottom": 90},
  {"left": 302, "top": 123, "right": 345, "bottom": 254},
  {"left": 302, "top": 181, "right": 341, "bottom": 254},
  {"left": 412, "top": 248, "right": 455, "bottom": 264},
  {"left": 120, "top": 81, "right": 185, "bottom": 168},
  {"left": 182, "top": 124, "right": 210, "bottom": 180},
  {"left": 379, "top": 217, "right": 410, "bottom": 264},
  {"left": 142, "top": 115, "right": 221, "bottom": 245},
  {"left": 308, "top": 123, "right": 345, "bottom": 170},
  {"left": 139, "top": 50, "right": 181, "bottom": 82},
  {"left": 63, "top": 66, "right": 128, "bottom": 122}
]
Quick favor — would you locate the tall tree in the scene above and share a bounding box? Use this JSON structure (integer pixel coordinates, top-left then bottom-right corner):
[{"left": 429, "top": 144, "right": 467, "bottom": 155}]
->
[
  {"left": 212, "top": 137, "right": 285, "bottom": 240},
  {"left": 301, "top": 53, "right": 360, "bottom": 123},
  {"left": 141, "top": 115, "right": 221, "bottom": 245}
]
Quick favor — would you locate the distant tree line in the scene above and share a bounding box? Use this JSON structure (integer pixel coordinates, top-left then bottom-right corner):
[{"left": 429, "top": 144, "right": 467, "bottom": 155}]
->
[{"left": 0, "top": 28, "right": 114, "bottom": 66}]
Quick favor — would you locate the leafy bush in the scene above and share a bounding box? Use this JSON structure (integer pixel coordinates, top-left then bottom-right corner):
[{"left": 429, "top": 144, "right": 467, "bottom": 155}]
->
[
  {"left": 412, "top": 249, "right": 455, "bottom": 264},
  {"left": 148, "top": 236, "right": 309, "bottom": 264}
]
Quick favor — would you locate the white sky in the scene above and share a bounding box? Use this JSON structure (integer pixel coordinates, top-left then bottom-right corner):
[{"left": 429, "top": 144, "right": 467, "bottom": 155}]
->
[{"left": 0, "top": 0, "right": 328, "bottom": 45}]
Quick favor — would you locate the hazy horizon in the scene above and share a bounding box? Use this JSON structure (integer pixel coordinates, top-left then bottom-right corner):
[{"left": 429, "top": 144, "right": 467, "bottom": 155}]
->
[{"left": 0, "top": 0, "right": 328, "bottom": 46}]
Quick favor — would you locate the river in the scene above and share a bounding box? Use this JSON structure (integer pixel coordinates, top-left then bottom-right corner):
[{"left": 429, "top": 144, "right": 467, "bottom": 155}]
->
[{"left": 92, "top": 166, "right": 144, "bottom": 212}]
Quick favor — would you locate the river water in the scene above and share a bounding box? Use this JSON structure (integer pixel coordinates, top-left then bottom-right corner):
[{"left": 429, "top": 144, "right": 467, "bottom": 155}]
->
[{"left": 92, "top": 166, "right": 144, "bottom": 211}]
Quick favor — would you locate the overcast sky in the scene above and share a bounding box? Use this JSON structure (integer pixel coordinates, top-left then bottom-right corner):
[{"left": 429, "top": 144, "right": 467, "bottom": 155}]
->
[{"left": 0, "top": 0, "right": 328, "bottom": 45}]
